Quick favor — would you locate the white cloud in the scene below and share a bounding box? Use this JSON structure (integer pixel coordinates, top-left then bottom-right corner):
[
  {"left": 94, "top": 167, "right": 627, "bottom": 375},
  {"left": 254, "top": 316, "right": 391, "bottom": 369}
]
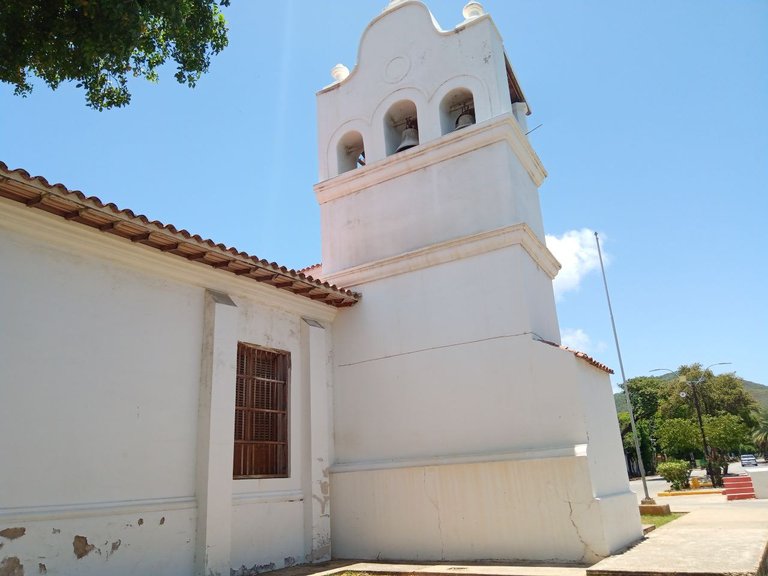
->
[
  {"left": 545, "top": 228, "right": 605, "bottom": 300},
  {"left": 560, "top": 328, "right": 592, "bottom": 352}
]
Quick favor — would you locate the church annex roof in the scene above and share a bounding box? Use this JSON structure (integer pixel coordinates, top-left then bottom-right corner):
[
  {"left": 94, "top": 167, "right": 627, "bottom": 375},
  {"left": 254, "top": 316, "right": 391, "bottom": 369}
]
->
[
  {"left": 0, "top": 161, "right": 360, "bottom": 308},
  {"left": 536, "top": 338, "right": 614, "bottom": 374}
]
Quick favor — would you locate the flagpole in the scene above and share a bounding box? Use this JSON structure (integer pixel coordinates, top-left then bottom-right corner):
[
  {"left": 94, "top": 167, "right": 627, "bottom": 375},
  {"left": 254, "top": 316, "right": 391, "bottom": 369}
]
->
[{"left": 594, "top": 232, "right": 654, "bottom": 505}]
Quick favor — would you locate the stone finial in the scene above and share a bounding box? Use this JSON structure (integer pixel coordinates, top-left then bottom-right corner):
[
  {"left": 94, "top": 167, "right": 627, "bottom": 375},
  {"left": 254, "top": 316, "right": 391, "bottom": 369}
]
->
[
  {"left": 330, "top": 64, "right": 350, "bottom": 82},
  {"left": 462, "top": 2, "right": 485, "bottom": 20}
]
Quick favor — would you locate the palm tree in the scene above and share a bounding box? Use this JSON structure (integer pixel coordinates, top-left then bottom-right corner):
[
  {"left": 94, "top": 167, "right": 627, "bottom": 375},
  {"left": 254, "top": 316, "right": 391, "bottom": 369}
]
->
[{"left": 752, "top": 411, "right": 768, "bottom": 459}]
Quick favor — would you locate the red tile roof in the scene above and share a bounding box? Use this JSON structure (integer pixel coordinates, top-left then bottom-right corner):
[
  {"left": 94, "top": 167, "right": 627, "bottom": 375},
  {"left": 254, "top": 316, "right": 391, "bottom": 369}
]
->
[
  {"left": 536, "top": 338, "right": 614, "bottom": 374},
  {"left": 0, "top": 161, "right": 360, "bottom": 308}
]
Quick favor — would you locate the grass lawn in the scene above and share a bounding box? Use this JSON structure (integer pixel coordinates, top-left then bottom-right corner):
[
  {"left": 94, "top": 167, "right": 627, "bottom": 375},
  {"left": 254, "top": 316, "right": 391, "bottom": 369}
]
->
[{"left": 641, "top": 512, "right": 685, "bottom": 528}]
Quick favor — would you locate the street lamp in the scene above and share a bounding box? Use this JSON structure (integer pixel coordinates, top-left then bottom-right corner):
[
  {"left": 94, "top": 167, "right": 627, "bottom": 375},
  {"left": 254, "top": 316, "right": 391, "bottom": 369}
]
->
[{"left": 651, "top": 362, "right": 732, "bottom": 486}]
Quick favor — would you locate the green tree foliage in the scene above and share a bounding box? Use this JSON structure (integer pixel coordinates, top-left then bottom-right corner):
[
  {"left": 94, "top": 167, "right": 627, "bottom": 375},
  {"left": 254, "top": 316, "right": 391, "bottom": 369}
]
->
[
  {"left": 0, "top": 0, "right": 229, "bottom": 110},
  {"left": 705, "top": 414, "right": 751, "bottom": 453},
  {"left": 618, "top": 412, "right": 655, "bottom": 475},
  {"left": 658, "top": 364, "right": 759, "bottom": 427},
  {"left": 656, "top": 418, "right": 700, "bottom": 459},
  {"left": 753, "top": 411, "right": 768, "bottom": 457},
  {"left": 656, "top": 460, "right": 691, "bottom": 491},
  {"left": 623, "top": 376, "right": 666, "bottom": 422}
]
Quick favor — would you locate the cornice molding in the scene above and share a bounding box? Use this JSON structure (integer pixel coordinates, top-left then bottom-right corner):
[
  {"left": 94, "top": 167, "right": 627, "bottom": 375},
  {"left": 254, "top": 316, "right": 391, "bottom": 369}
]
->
[
  {"left": 0, "top": 496, "right": 195, "bottom": 522},
  {"left": 330, "top": 443, "right": 587, "bottom": 474},
  {"left": 323, "top": 222, "right": 561, "bottom": 288},
  {"left": 314, "top": 112, "right": 547, "bottom": 205}
]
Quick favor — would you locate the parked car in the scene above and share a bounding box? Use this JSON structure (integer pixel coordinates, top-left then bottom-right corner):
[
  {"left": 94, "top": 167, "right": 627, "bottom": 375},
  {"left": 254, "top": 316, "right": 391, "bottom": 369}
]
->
[{"left": 740, "top": 454, "right": 758, "bottom": 467}]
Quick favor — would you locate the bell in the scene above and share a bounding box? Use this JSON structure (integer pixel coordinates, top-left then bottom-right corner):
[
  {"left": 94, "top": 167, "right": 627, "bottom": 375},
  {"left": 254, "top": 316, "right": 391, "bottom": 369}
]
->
[
  {"left": 396, "top": 126, "right": 419, "bottom": 152},
  {"left": 454, "top": 109, "right": 475, "bottom": 130}
]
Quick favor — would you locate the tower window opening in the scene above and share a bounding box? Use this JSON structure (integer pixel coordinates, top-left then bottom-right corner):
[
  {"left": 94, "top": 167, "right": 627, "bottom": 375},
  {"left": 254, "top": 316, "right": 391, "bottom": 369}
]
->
[
  {"left": 439, "top": 88, "right": 475, "bottom": 135},
  {"left": 384, "top": 100, "right": 419, "bottom": 156},
  {"left": 337, "top": 131, "right": 365, "bottom": 175}
]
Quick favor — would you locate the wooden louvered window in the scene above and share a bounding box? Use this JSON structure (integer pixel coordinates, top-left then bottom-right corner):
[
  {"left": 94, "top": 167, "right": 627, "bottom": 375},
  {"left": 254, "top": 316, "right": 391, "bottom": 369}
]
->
[{"left": 234, "top": 343, "right": 290, "bottom": 478}]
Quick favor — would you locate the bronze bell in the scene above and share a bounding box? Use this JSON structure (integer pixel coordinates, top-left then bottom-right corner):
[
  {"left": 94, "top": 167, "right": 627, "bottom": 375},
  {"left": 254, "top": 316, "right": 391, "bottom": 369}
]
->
[
  {"left": 454, "top": 107, "right": 475, "bottom": 130},
  {"left": 396, "top": 118, "right": 419, "bottom": 152}
]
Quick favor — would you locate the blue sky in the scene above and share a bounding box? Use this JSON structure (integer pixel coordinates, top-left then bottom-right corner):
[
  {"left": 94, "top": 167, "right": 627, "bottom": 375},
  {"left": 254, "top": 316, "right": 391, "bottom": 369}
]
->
[{"left": 1, "top": 1, "right": 766, "bottom": 388}]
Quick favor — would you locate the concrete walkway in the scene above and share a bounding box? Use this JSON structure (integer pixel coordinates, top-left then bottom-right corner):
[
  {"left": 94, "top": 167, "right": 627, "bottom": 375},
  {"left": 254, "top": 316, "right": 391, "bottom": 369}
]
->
[{"left": 588, "top": 503, "right": 768, "bottom": 576}]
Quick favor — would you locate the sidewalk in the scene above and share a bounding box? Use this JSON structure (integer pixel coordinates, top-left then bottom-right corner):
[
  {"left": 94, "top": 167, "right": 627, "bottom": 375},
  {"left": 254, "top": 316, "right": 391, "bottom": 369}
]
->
[{"left": 588, "top": 503, "right": 768, "bottom": 576}]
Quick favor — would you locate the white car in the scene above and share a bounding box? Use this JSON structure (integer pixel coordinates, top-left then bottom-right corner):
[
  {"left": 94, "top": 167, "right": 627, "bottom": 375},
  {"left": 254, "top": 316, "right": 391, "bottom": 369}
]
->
[{"left": 740, "top": 454, "right": 758, "bottom": 467}]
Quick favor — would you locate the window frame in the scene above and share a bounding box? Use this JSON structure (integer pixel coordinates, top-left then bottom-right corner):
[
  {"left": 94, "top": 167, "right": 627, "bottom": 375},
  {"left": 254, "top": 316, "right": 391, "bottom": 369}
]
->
[{"left": 233, "top": 342, "right": 291, "bottom": 479}]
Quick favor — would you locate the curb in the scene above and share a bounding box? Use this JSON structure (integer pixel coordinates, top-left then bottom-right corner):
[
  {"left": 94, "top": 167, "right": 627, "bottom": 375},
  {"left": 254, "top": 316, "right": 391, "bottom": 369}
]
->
[{"left": 657, "top": 489, "right": 725, "bottom": 497}]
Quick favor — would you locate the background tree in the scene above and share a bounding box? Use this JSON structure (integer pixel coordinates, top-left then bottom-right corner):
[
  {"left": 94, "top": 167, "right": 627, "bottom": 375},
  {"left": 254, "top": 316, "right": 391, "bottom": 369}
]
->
[
  {"left": 0, "top": 0, "right": 229, "bottom": 110},
  {"left": 705, "top": 414, "right": 751, "bottom": 475},
  {"left": 658, "top": 364, "right": 759, "bottom": 427},
  {"left": 618, "top": 412, "right": 655, "bottom": 476},
  {"left": 753, "top": 411, "right": 768, "bottom": 458},
  {"left": 656, "top": 418, "right": 701, "bottom": 460}
]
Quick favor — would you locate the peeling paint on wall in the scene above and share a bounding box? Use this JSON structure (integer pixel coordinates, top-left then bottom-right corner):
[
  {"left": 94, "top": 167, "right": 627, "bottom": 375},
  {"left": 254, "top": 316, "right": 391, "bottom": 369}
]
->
[
  {"left": 0, "top": 528, "right": 25, "bottom": 541},
  {"left": 0, "top": 556, "right": 23, "bottom": 576},
  {"left": 106, "top": 539, "right": 122, "bottom": 559},
  {"left": 73, "top": 535, "right": 95, "bottom": 559},
  {"left": 38, "top": 563, "right": 46, "bottom": 574}
]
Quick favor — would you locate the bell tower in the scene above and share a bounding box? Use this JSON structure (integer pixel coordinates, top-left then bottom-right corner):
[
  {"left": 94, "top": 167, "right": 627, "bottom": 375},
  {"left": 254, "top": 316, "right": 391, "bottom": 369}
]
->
[{"left": 314, "top": 1, "right": 642, "bottom": 565}]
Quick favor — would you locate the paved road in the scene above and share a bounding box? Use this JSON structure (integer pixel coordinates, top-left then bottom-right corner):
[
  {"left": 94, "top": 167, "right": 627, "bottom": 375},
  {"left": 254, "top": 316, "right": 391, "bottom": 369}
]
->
[{"left": 629, "top": 459, "right": 766, "bottom": 512}]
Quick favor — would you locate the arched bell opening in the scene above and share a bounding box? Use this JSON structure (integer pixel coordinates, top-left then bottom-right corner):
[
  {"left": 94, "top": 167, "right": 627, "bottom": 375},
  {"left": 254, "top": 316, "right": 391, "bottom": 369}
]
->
[
  {"left": 439, "top": 88, "right": 476, "bottom": 136},
  {"left": 384, "top": 100, "right": 419, "bottom": 156},
  {"left": 337, "top": 131, "right": 366, "bottom": 175}
]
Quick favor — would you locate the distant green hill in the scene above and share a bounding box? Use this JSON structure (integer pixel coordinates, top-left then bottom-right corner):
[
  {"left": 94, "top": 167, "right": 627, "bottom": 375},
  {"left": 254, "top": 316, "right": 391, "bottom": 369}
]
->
[
  {"left": 614, "top": 378, "right": 768, "bottom": 415},
  {"left": 743, "top": 380, "right": 768, "bottom": 412}
]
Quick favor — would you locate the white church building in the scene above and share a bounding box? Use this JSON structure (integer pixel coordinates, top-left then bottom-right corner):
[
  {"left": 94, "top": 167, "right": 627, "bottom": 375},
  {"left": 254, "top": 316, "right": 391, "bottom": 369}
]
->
[{"left": 0, "top": 2, "right": 642, "bottom": 575}]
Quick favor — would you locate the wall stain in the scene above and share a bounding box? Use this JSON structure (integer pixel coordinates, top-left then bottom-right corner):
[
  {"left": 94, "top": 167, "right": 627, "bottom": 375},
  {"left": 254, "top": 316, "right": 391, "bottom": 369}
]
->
[
  {"left": 0, "top": 556, "right": 23, "bottom": 576},
  {"left": 233, "top": 561, "right": 277, "bottom": 575},
  {"left": 73, "top": 535, "right": 95, "bottom": 559},
  {"left": 106, "top": 539, "right": 121, "bottom": 560},
  {"left": 283, "top": 557, "right": 295, "bottom": 568},
  {"left": 38, "top": 563, "right": 46, "bottom": 574},
  {"left": 51, "top": 529, "right": 60, "bottom": 535},
  {"left": 0, "top": 528, "right": 25, "bottom": 540},
  {"left": 159, "top": 517, "right": 165, "bottom": 525},
  {"left": 137, "top": 518, "right": 144, "bottom": 526}
]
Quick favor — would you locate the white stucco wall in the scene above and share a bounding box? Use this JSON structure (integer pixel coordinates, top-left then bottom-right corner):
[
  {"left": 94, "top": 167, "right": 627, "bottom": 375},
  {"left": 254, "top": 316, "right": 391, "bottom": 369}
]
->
[
  {"left": 332, "top": 456, "right": 617, "bottom": 564},
  {"left": 0, "top": 202, "right": 337, "bottom": 575},
  {"left": 746, "top": 468, "right": 768, "bottom": 499}
]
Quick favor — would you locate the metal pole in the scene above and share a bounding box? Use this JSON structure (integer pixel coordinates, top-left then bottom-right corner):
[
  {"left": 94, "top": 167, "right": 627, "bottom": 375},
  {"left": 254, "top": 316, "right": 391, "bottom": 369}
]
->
[
  {"left": 689, "top": 383, "right": 715, "bottom": 483},
  {"left": 594, "top": 232, "right": 654, "bottom": 504}
]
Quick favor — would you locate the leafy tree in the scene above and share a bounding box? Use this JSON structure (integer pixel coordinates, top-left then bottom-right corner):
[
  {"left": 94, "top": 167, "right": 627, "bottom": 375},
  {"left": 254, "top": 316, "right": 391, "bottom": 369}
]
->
[
  {"left": 656, "top": 418, "right": 700, "bottom": 460},
  {"left": 658, "top": 364, "right": 759, "bottom": 427},
  {"left": 618, "top": 412, "right": 655, "bottom": 475},
  {"left": 705, "top": 414, "right": 750, "bottom": 453},
  {"left": 623, "top": 376, "right": 666, "bottom": 422},
  {"left": 705, "top": 413, "right": 751, "bottom": 477},
  {"left": 753, "top": 411, "right": 768, "bottom": 458},
  {"left": 0, "top": 0, "right": 229, "bottom": 110}
]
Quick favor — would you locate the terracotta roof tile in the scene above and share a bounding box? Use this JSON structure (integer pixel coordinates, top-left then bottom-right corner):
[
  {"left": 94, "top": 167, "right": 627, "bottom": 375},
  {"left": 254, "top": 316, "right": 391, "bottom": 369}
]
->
[
  {"left": 536, "top": 337, "right": 614, "bottom": 374},
  {"left": 0, "top": 161, "right": 360, "bottom": 308}
]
